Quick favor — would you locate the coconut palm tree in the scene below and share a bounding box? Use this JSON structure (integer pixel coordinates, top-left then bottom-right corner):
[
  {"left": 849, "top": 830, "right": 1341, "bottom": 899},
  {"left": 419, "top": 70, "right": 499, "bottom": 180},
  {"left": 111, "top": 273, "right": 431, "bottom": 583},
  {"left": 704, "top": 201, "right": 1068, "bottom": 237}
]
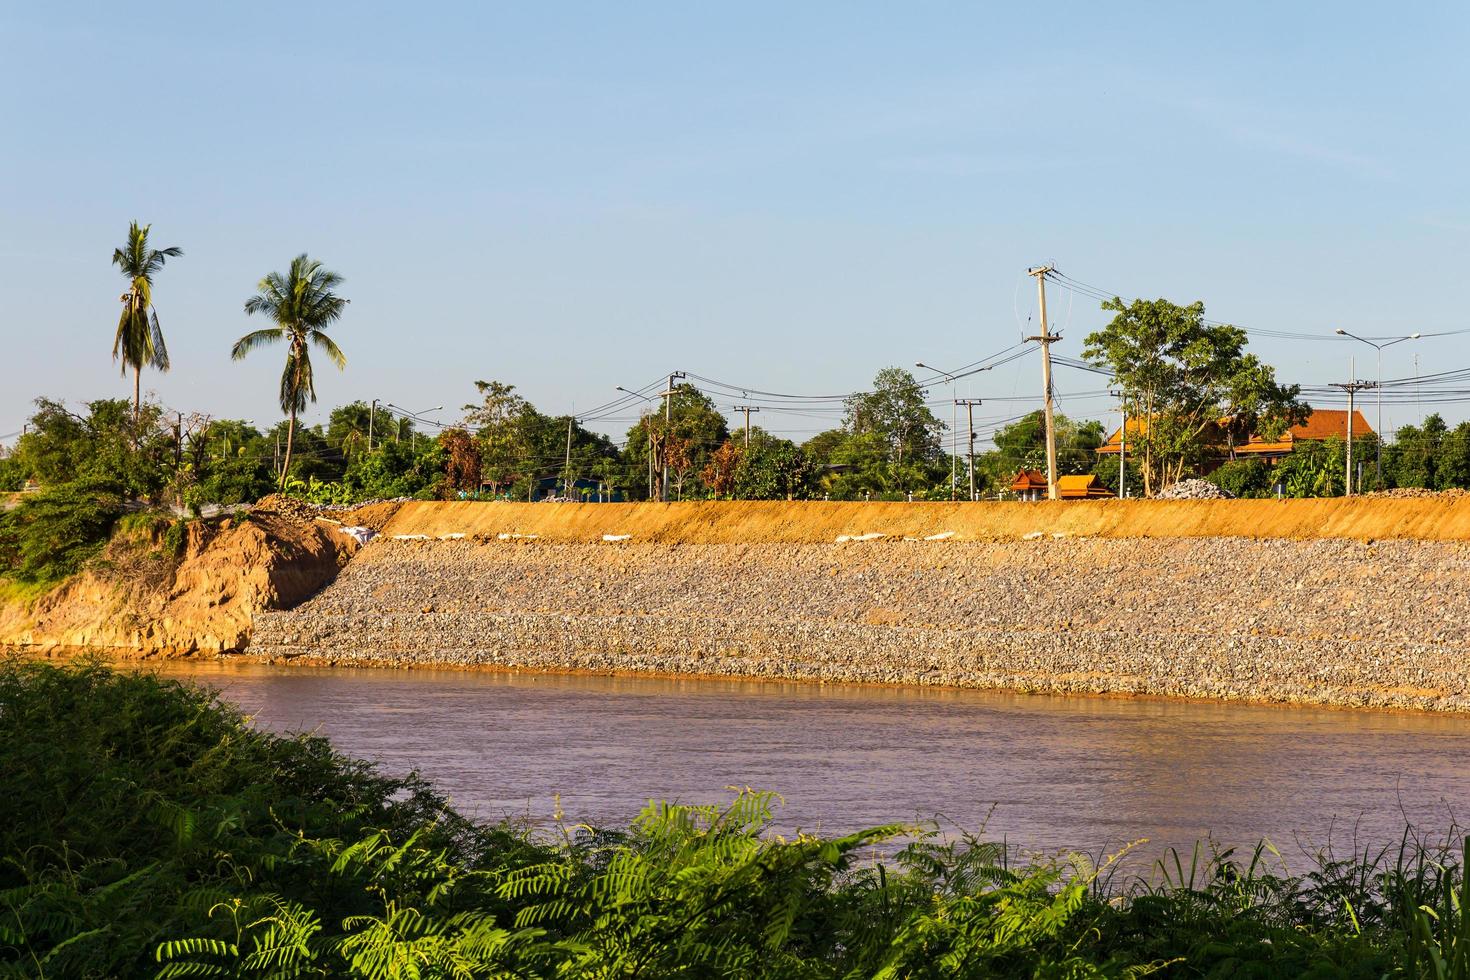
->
[
  {"left": 232, "top": 255, "right": 348, "bottom": 488},
  {"left": 112, "top": 222, "right": 182, "bottom": 420}
]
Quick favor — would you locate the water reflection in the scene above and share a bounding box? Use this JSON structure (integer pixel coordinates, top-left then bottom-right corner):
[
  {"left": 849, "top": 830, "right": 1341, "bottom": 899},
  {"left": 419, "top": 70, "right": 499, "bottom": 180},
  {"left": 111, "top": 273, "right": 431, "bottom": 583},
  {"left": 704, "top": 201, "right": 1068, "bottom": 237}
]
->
[{"left": 148, "top": 662, "right": 1470, "bottom": 862}]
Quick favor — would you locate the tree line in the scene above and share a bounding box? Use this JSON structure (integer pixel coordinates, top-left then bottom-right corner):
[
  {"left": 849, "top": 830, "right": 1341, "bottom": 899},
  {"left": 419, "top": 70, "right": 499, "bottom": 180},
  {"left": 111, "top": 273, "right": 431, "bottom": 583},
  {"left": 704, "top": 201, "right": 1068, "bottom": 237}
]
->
[{"left": 8, "top": 220, "right": 1470, "bottom": 514}]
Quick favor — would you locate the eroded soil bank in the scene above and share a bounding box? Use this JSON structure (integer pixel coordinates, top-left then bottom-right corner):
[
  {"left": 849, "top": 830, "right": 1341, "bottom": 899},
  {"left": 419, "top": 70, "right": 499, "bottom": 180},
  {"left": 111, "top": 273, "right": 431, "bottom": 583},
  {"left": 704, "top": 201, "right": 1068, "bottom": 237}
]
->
[
  {"left": 0, "top": 499, "right": 397, "bottom": 656},
  {"left": 250, "top": 533, "right": 1470, "bottom": 712}
]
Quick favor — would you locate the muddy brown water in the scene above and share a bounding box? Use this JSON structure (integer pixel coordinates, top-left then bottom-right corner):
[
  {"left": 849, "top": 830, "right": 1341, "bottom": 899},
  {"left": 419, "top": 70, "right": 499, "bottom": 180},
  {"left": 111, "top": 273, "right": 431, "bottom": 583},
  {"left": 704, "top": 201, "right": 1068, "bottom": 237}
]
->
[{"left": 153, "top": 662, "right": 1470, "bottom": 866}]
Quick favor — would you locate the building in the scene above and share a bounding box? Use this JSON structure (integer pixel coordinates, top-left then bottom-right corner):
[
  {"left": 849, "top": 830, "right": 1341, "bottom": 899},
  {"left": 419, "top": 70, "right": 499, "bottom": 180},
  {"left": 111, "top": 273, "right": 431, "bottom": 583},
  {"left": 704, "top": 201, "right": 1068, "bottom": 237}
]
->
[
  {"left": 1008, "top": 470, "right": 1114, "bottom": 500},
  {"left": 1056, "top": 474, "right": 1114, "bottom": 498},
  {"left": 1009, "top": 469, "right": 1049, "bottom": 501},
  {"left": 1095, "top": 409, "right": 1373, "bottom": 468}
]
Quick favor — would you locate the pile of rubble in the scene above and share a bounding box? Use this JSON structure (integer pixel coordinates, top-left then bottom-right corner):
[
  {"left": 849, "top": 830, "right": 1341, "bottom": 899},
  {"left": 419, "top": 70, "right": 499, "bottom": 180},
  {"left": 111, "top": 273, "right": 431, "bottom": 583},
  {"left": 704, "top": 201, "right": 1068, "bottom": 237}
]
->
[
  {"left": 250, "top": 494, "right": 408, "bottom": 530},
  {"left": 1156, "top": 479, "right": 1234, "bottom": 500},
  {"left": 1364, "top": 487, "right": 1470, "bottom": 499},
  {"left": 250, "top": 494, "right": 325, "bottom": 525}
]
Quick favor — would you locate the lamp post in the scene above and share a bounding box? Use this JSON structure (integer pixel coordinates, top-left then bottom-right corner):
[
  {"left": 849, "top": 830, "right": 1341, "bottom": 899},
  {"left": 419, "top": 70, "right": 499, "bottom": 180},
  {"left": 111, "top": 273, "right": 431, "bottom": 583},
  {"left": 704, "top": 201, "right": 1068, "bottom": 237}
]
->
[
  {"left": 916, "top": 362, "right": 960, "bottom": 500},
  {"left": 917, "top": 361, "right": 995, "bottom": 501},
  {"left": 368, "top": 398, "right": 380, "bottom": 451},
  {"left": 1333, "top": 329, "right": 1419, "bottom": 486}
]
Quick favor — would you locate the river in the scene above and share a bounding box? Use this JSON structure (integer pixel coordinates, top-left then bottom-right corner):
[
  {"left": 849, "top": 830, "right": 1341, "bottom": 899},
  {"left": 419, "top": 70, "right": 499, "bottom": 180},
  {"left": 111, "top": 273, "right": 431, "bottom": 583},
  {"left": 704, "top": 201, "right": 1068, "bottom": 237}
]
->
[{"left": 158, "top": 662, "right": 1470, "bottom": 865}]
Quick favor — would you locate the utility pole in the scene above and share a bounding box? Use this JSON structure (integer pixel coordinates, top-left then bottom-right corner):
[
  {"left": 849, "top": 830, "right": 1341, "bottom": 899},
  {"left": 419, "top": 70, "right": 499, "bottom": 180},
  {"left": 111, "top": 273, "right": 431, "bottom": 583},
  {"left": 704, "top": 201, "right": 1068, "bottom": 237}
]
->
[
  {"left": 1109, "top": 389, "right": 1127, "bottom": 499},
  {"left": 658, "top": 371, "right": 685, "bottom": 502},
  {"left": 563, "top": 415, "right": 574, "bottom": 497},
  {"left": 369, "top": 398, "right": 378, "bottom": 451},
  {"left": 956, "top": 399, "right": 982, "bottom": 501},
  {"left": 1329, "top": 358, "right": 1376, "bottom": 497},
  {"left": 733, "top": 404, "right": 760, "bottom": 445},
  {"left": 1026, "top": 265, "right": 1061, "bottom": 500}
]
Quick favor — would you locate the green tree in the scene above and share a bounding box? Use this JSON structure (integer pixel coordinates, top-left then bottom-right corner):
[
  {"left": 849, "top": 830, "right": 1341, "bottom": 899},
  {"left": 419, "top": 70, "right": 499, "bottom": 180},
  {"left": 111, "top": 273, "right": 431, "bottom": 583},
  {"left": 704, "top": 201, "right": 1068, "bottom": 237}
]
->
[
  {"left": 1206, "top": 458, "right": 1275, "bottom": 498},
  {"left": 1435, "top": 421, "right": 1470, "bottom": 490},
  {"left": 326, "top": 401, "right": 395, "bottom": 459},
  {"left": 733, "top": 433, "right": 814, "bottom": 500},
  {"left": 844, "top": 367, "right": 942, "bottom": 471},
  {"left": 464, "top": 380, "right": 536, "bottom": 494},
  {"left": 622, "top": 384, "right": 729, "bottom": 500},
  {"left": 342, "top": 437, "right": 445, "bottom": 500},
  {"left": 1083, "top": 297, "right": 1306, "bottom": 495},
  {"left": 111, "top": 222, "right": 182, "bottom": 421},
  {"left": 818, "top": 368, "right": 946, "bottom": 499},
  {"left": 8, "top": 398, "right": 173, "bottom": 499},
  {"left": 1387, "top": 415, "right": 1446, "bottom": 489},
  {"left": 232, "top": 255, "right": 349, "bottom": 489}
]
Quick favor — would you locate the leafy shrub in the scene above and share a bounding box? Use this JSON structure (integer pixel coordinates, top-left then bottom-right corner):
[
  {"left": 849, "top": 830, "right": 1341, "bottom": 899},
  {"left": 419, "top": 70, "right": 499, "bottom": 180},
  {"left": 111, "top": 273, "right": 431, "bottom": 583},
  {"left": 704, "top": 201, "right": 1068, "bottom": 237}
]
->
[
  {"left": 0, "top": 478, "right": 126, "bottom": 583},
  {"left": 1207, "top": 459, "right": 1276, "bottom": 498}
]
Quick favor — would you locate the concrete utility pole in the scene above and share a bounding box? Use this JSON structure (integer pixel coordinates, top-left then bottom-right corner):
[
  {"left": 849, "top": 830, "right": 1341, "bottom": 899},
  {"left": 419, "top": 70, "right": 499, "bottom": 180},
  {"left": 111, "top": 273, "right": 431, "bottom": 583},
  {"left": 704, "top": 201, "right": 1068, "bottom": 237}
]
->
[
  {"left": 1330, "top": 359, "right": 1376, "bottom": 496},
  {"left": 732, "top": 404, "right": 760, "bottom": 445},
  {"left": 658, "top": 371, "right": 686, "bottom": 502},
  {"left": 956, "top": 399, "right": 983, "bottom": 500},
  {"left": 563, "top": 415, "right": 574, "bottom": 496},
  {"left": 1026, "top": 266, "right": 1061, "bottom": 500},
  {"left": 368, "top": 398, "right": 379, "bottom": 451},
  {"left": 1109, "top": 389, "right": 1127, "bottom": 499}
]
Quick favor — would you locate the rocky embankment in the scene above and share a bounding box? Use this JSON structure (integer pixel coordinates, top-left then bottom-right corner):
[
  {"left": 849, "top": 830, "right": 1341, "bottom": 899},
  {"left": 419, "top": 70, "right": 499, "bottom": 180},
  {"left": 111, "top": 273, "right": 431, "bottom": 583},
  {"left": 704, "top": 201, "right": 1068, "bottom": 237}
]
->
[
  {"left": 250, "top": 534, "right": 1470, "bottom": 711},
  {"left": 0, "top": 498, "right": 396, "bottom": 657}
]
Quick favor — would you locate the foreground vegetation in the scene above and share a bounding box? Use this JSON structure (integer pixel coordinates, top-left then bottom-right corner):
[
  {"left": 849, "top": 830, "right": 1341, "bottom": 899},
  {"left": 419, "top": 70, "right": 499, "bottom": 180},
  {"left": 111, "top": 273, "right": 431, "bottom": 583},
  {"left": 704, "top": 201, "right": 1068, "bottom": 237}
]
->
[{"left": 3, "top": 660, "right": 1470, "bottom": 978}]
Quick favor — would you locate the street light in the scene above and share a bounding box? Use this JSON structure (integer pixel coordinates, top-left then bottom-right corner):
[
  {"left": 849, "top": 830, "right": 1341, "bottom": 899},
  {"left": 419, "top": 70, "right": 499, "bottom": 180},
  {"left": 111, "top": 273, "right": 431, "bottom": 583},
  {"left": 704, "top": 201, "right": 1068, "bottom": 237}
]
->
[
  {"left": 1333, "top": 329, "right": 1420, "bottom": 486},
  {"left": 917, "top": 361, "right": 995, "bottom": 502},
  {"left": 616, "top": 386, "right": 655, "bottom": 402},
  {"left": 916, "top": 362, "right": 961, "bottom": 500}
]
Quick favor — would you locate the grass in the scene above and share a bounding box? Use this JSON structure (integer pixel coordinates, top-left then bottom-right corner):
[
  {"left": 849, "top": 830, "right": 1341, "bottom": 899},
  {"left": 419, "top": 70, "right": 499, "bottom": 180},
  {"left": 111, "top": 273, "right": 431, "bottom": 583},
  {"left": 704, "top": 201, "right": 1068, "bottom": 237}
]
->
[
  {"left": 0, "top": 576, "right": 54, "bottom": 605},
  {"left": 2, "top": 658, "right": 1468, "bottom": 978}
]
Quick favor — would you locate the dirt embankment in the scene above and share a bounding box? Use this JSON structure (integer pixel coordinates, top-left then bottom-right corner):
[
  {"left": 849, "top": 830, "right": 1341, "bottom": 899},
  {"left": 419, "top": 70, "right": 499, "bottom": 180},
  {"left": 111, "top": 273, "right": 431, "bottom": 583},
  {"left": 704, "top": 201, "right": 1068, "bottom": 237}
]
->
[
  {"left": 0, "top": 499, "right": 399, "bottom": 657},
  {"left": 379, "top": 497, "right": 1470, "bottom": 543}
]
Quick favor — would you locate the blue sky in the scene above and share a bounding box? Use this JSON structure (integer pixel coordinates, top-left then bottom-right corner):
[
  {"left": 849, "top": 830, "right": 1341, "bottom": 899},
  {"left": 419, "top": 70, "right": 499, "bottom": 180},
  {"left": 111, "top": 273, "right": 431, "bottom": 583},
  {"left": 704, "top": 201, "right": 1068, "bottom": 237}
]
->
[{"left": 4, "top": 2, "right": 1469, "bottom": 447}]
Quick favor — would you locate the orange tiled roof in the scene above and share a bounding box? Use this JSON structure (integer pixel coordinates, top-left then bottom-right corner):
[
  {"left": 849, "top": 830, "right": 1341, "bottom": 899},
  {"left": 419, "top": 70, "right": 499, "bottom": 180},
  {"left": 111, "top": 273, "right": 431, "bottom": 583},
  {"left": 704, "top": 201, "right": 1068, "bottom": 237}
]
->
[
  {"left": 1097, "top": 409, "right": 1371, "bottom": 455},
  {"left": 1009, "top": 468, "right": 1048, "bottom": 491},
  {"left": 1233, "top": 409, "right": 1373, "bottom": 455},
  {"left": 1057, "top": 474, "right": 1114, "bottom": 498}
]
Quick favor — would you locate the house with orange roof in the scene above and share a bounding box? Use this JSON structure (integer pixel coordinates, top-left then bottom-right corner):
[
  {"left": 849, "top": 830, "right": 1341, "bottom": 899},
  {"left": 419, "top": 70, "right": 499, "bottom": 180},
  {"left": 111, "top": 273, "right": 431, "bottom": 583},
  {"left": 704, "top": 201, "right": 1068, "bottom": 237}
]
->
[
  {"left": 1095, "top": 408, "right": 1373, "bottom": 467},
  {"left": 1009, "top": 468, "right": 1049, "bottom": 501},
  {"left": 1057, "top": 474, "right": 1114, "bottom": 498},
  {"left": 1008, "top": 469, "right": 1115, "bottom": 500}
]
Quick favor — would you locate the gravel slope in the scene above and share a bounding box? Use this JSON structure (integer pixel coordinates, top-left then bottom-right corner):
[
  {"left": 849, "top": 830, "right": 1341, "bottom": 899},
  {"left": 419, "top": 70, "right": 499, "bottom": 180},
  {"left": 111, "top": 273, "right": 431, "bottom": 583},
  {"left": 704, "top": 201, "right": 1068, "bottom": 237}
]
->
[{"left": 249, "top": 536, "right": 1470, "bottom": 712}]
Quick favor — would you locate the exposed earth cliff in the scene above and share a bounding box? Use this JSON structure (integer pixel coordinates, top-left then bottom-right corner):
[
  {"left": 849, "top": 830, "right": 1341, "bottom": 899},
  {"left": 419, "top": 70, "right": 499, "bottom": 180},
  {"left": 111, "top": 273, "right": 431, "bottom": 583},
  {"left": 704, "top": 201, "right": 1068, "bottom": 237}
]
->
[{"left": 0, "top": 498, "right": 397, "bottom": 656}]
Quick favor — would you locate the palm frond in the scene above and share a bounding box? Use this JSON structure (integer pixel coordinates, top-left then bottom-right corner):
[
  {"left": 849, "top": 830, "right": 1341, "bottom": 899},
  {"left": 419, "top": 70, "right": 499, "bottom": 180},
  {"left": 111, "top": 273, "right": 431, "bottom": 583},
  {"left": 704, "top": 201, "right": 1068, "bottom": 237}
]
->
[
  {"left": 148, "top": 309, "right": 170, "bottom": 371},
  {"left": 231, "top": 328, "right": 285, "bottom": 361},
  {"left": 310, "top": 330, "right": 347, "bottom": 370}
]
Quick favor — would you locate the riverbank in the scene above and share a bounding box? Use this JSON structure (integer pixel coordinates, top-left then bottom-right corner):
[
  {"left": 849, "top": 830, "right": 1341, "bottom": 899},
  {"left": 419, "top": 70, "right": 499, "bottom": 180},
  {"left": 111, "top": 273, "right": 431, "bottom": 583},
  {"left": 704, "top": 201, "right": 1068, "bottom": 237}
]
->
[
  {"left": 0, "top": 497, "right": 396, "bottom": 656},
  {"left": 250, "top": 531, "right": 1470, "bottom": 712}
]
